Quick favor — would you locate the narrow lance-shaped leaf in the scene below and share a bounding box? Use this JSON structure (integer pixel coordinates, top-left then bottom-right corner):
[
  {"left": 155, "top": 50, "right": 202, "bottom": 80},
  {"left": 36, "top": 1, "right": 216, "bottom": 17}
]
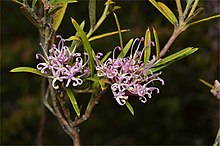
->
[
  {"left": 158, "top": 2, "right": 178, "bottom": 26},
  {"left": 71, "top": 18, "right": 95, "bottom": 76},
  {"left": 187, "top": 0, "right": 199, "bottom": 17},
  {"left": 144, "top": 27, "right": 151, "bottom": 64},
  {"left": 113, "top": 12, "right": 123, "bottom": 49},
  {"left": 117, "top": 38, "right": 134, "bottom": 59},
  {"left": 183, "top": 0, "right": 194, "bottom": 17},
  {"left": 66, "top": 88, "right": 80, "bottom": 117},
  {"left": 152, "top": 47, "right": 198, "bottom": 72},
  {"left": 199, "top": 79, "right": 213, "bottom": 88},
  {"left": 88, "top": 29, "right": 130, "bottom": 42},
  {"left": 69, "top": 21, "right": 86, "bottom": 52},
  {"left": 10, "top": 67, "right": 49, "bottom": 77},
  {"left": 152, "top": 28, "right": 160, "bottom": 60},
  {"left": 53, "top": 3, "right": 68, "bottom": 31},
  {"left": 125, "top": 101, "right": 134, "bottom": 116},
  {"left": 184, "top": 7, "right": 203, "bottom": 24},
  {"left": 86, "top": 92, "right": 97, "bottom": 112},
  {"left": 185, "top": 14, "right": 220, "bottom": 29},
  {"left": 149, "top": 0, "right": 178, "bottom": 26},
  {"left": 86, "top": 79, "right": 100, "bottom": 111},
  {"left": 101, "top": 51, "right": 112, "bottom": 63},
  {"left": 89, "top": 0, "right": 96, "bottom": 29}
]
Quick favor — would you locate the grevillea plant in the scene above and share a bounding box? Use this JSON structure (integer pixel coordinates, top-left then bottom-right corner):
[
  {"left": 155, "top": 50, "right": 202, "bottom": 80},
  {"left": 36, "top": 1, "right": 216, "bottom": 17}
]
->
[{"left": 10, "top": 0, "right": 220, "bottom": 145}]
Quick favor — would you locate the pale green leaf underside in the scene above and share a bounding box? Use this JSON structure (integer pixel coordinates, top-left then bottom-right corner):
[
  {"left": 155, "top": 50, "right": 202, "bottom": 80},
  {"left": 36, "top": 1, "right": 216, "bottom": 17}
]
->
[{"left": 10, "top": 67, "right": 48, "bottom": 77}]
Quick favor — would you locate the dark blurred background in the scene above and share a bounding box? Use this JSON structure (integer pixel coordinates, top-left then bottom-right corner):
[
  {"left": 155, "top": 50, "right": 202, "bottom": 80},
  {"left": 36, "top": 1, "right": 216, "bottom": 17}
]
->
[{"left": 1, "top": 0, "right": 219, "bottom": 145}]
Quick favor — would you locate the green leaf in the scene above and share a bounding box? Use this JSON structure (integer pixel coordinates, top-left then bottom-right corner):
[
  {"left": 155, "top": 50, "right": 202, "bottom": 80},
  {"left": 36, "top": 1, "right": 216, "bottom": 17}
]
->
[
  {"left": 113, "top": 12, "right": 123, "bottom": 49},
  {"left": 89, "top": 0, "right": 96, "bottom": 29},
  {"left": 99, "top": 82, "right": 106, "bottom": 91},
  {"left": 105, "top": 0, "right": 115, "bottom": 5},
  {"left": 158, "top": 2, "right": 178, "bottom": 25},
  {"left": 66, "top": 88, "right": 80, "bottom": 117},
  {"left": 112, "top": 6, "right": 121, "bottom": 12},
  {"left": 86, "top": 79, "right": 100, "bottom": 111},
  {"left": 187, "top": 0, "right": 199, "bottom": 17},
  {"left": 31, "top": 0, "right": 37, "bottom": 9},
  {"left": 67, "top": 36, "right": 81, "bottom": 42},
  {"left": 117, "top": 38, "right": 134, "bottom": 59},
  {"left": 183, "top": 0, "right": 194, "bottom": 17},
  {"left": 86, "top": 92, "right": 97, "bottom": 111},
  {"left": 152, "top": 47, "right": 198, "bottom": 72},
  {"left": 10, "top": 67, "right": 48, "bottom": 77},
  {"left": 144, "top": 27, "right": 151, "bottom": 64},
  {"left": 149, "top": 0, "right": 178, "bottom": 26},
  {"left": 71, "top": 18, "right": 95, "bottom": 76},
  {"left": 184, "top": 7, "right": 203, "bottom": 24},
  {"left": 69, "top": 21, "right": 86, "bottom": 52},
  {"left": 101, "top": 51, "right": 112, "bottom": 63},
  {"left": 88, "top": 29, "right": 129, "bottom": 42},
  {"left": 125, "top": 101, "right": 134, "bottom": 116},
  {"left": 152, "top": 28, "right": 160, "bottom": 61},
  {"left": 186, "top": 0, "right": 194, "bottom": 4},
  {"left": 199, "top": 79, "right": 213, "bottom": 88},
  {"left": 53, "top": 3, "right": 68, "bottom": 31},
  {"left": 185, "top": 14, "right": 220, "bottom": 29}
]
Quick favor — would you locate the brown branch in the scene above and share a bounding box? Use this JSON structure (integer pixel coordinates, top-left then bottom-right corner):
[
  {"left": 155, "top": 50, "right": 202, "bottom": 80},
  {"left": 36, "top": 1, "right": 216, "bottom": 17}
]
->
[
  {"left": 57, "top": 93, "right": 74, "bottom": 126},
  {"left": 48, "top": 79, "right": 82, "bottom": 145},
  {"left": 160, "top": 26, "right": 183, "bottom": 57}
]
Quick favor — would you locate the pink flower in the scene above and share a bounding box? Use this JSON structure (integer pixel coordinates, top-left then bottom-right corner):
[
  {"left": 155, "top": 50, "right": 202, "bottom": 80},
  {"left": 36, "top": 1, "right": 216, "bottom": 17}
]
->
[
  {"left": 36, "top": 35, "right": 90, "bottom": 89},
  {"left": 96, "top": 37, "right": 164, "bottom": 105}
]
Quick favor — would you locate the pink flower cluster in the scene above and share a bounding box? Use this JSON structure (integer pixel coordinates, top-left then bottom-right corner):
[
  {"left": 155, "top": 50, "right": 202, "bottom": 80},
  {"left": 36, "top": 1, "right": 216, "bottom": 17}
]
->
[
  {"left": 96, "top": 37, "right": 164, "bottom": 105},
  {"left": 36, "top": 35, "right": 89, "bottom": 89}
]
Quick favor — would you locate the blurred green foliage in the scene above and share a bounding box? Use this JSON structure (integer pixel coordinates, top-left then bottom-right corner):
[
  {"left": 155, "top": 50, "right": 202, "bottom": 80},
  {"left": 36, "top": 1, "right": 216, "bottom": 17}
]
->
[{"left": 1, "top": 0, "right": 219, "bottom": 145}]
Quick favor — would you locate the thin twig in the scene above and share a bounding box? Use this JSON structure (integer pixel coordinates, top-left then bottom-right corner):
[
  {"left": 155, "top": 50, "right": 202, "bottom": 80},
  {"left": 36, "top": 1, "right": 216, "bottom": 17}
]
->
[
  {"left": 159, "top": 26, "right": 183, "bottom": 57},
  {"left": 49, "top": 81, "right": 74, "bottom": 139},
  {"left": 57, "top": 93, "right": 74, "bottom": 126}
]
